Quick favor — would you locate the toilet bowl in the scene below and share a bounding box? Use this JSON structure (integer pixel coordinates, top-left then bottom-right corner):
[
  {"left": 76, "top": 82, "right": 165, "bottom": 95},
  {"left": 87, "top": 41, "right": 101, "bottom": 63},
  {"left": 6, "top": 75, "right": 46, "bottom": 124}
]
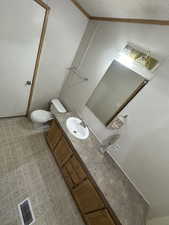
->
[
  {"left": 30, "top": 99, "right": 67, "bottom": 130},
  {"left": 31, "top": 110, "right": 53, "bottom": 123}
]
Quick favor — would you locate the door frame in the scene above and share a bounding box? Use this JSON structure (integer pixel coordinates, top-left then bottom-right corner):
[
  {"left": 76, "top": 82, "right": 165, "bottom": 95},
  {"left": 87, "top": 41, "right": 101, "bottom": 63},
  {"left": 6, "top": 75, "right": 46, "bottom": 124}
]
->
[{"left": 26, "top": 0, "right": 50, "bottom": 115}]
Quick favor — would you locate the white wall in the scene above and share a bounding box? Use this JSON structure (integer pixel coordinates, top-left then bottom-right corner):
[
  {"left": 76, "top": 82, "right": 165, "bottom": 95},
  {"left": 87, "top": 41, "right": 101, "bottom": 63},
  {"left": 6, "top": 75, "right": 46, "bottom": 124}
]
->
[
  {"left": 60, "top": 20, "right": 169, "bottom": 219},
  {"left": 148, "top": 216, "right": 169, "bottom": 225},
  {"left": 109, "top": 54, "right": 169, "bottom": 219},
  {"left": 31, "top": 0, "right": 88, "bottom": 111},
  {"left": 60, "top": 21, "right": 169, "bottom": 115},
  {"left": 60, "top": 20, "right": 99, "bottom": 112}
]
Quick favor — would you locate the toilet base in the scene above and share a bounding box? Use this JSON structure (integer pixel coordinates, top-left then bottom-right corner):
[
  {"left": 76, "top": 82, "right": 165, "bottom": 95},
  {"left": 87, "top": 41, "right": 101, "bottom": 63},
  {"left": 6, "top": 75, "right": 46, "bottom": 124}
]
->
[{"left": 32, "top": 122, "right": 50, "bottom": 132}]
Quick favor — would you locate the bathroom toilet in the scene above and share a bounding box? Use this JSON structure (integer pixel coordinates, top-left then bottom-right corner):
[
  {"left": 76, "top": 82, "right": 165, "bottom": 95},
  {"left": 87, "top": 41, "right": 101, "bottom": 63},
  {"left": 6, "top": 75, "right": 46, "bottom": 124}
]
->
[
  {"left": 30, "top": 99, "right": 67, "bottom": 130},
  {"left": 31, "top": 110, "right": 54, "bottom": 123}
]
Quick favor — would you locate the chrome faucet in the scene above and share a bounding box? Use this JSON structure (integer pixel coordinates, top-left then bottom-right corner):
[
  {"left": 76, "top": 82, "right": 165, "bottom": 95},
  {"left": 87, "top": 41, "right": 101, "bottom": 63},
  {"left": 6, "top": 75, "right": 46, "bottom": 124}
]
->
[{"left": 79, "top": 119, "right": 87, "bottom": 128}]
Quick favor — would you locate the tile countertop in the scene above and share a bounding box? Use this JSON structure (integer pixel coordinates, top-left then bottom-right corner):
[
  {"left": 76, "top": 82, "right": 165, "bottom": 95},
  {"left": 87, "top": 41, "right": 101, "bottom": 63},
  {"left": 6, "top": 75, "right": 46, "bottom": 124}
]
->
[{"left": 54, "top": 112, "right": 149, "bottom": 225}]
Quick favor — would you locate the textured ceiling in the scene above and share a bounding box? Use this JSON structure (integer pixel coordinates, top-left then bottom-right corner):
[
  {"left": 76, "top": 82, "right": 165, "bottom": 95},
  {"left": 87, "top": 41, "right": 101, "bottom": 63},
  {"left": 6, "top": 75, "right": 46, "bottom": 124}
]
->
[{"left": 75, "top": 0, "right": 169, "bottom": 20}]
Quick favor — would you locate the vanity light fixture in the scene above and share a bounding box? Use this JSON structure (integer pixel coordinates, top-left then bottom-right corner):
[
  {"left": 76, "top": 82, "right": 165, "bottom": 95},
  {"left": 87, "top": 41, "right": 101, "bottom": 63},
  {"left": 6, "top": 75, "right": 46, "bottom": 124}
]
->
[
  {"left": 118, "top": 53, "right": 134, "bottom": 67},
  {"left": 117, "top": 44, "right": 159, "bottom": 71}
]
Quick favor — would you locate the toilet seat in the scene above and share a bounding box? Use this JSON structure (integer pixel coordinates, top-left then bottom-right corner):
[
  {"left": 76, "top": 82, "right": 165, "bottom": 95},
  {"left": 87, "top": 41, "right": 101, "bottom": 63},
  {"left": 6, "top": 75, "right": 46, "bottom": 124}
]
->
[{"left": 31, "top": 110, "right": 53, "bottom": 123}]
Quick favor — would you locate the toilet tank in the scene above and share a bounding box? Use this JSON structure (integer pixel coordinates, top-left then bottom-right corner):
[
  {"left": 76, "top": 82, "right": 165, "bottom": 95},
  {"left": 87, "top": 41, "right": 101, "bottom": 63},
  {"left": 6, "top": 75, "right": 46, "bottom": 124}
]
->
[{"left": 50, "top": 99, "right": 67, "bottom": 115}]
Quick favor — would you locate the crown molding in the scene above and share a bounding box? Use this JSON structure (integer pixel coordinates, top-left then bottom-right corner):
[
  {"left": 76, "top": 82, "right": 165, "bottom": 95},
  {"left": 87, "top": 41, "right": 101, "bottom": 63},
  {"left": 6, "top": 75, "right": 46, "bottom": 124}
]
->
[
  {"left": 70, "top": 0, "right": 169, "bottom": 26},
  {"left": 34, "top": 0, "right": 50, "bottom": 10},
  {"left": 70, "top": 0, "right": 91, "bottom": 18},
  {"left": 91, "top": 16, "right": 169, "bottom": 25}
]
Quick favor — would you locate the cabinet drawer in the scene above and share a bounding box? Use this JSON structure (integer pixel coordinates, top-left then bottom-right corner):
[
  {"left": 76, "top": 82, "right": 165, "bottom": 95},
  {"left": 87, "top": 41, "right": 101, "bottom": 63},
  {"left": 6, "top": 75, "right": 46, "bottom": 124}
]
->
[
  {"left": 85, "top": 209, "right": 116, "bottom": 225},
  {"left": 62, "top": 156, "right": 87, "bottom": 188},
  {"left": 72, "top": 179, "right": 105, "bottom": 214},
  {"left": 54, "top": 136, "right": 73, "bottom": 166},
  {"left": 47, "top": 120, "right": 62, "bottom": 150}
]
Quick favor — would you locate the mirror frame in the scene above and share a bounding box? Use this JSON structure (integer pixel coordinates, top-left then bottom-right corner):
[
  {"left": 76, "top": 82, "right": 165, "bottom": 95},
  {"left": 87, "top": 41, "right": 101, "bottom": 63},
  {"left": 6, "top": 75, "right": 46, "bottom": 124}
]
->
[{"left": 106, "top": 79, "right": 148, "bottom": 127}]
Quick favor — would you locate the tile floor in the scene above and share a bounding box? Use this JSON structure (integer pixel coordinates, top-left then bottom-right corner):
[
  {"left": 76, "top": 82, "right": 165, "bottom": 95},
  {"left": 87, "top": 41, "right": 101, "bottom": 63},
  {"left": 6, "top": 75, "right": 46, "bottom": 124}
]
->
[{"left": 0, "top": 117, "right": 85, "bottom": 225}]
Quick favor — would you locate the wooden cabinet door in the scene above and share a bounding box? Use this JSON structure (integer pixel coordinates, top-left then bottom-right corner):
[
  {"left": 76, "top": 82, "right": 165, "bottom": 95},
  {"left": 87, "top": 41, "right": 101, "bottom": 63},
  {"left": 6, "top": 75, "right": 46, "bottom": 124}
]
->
[
  {"left": 85, "top": 209, "right": 116, "bottom": 225},
  {"left": 72, "top": 179, "right": 104, "bottom": 214},
  {"left": 47, "top": 120, "right": 62, "bottom": 150},
  {"left": 54, "top": 136, "right": 73, "bottom": 166},
  {"left": 62, "top": 156, "right": 87, "bottom": 188}
]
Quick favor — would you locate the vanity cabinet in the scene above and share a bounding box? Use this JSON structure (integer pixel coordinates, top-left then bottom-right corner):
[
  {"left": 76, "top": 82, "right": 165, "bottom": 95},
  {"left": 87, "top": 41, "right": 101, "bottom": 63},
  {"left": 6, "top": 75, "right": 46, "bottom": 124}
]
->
[
  {"left": 47, "top": 120, "right": 120, "bottom": 225},
  {"left": 85, "top": 209, "right": 116, "bottom": 225},
  {"left": 54, "top": 136, "right": 73, "bottom": 166},
  {"left": 62, "top": 156, "right": 87, "bottom": 188},
  {"left": 72, "top": 179, "right": 105, "bottom": 213},
  {"left": 46, "top": 120, "right": 62, "bottom": 150}
]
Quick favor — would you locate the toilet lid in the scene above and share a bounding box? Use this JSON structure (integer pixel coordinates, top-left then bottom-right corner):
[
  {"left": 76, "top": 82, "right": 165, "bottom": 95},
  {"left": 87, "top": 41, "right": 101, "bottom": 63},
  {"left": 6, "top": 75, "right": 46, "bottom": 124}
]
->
[{"left": 31, "top": 110, "right": 53, "bottom": 123}]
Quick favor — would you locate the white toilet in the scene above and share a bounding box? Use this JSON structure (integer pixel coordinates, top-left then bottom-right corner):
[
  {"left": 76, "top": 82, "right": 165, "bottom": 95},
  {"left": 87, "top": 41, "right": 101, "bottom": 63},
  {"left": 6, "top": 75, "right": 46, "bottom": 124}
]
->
[
  {"left": 31, "top": 110, "right": 54, "bottom": 124},
  {"left": 31, "top": 99, "right": 67, "bottom": 130}
]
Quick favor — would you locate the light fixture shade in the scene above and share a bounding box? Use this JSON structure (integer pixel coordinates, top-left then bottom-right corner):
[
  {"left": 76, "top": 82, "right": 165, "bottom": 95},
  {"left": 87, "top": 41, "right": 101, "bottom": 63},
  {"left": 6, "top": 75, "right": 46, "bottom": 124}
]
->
[{"left": 117, "top": 44, "right": 159, "bottom": 71}]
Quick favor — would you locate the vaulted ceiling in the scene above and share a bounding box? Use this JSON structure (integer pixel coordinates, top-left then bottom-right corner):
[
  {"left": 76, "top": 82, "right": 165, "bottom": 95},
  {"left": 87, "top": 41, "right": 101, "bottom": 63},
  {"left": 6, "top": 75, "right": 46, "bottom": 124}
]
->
[{"left": 74, "top": 0, "right": 169, "bottom": 20}]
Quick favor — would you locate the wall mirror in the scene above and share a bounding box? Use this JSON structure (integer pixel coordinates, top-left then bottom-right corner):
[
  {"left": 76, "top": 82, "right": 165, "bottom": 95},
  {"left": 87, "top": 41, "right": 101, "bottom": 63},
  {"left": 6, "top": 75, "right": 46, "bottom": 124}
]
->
[{"left": 86, "top": 59, "right": 148, "bottom": 126}]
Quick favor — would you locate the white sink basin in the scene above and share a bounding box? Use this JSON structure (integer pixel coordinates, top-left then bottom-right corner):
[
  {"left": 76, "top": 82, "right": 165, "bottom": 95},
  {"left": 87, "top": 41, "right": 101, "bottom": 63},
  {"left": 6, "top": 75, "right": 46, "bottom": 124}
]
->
[{"left": 66, "top": 117, "right": 89, "bottom": 140}]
